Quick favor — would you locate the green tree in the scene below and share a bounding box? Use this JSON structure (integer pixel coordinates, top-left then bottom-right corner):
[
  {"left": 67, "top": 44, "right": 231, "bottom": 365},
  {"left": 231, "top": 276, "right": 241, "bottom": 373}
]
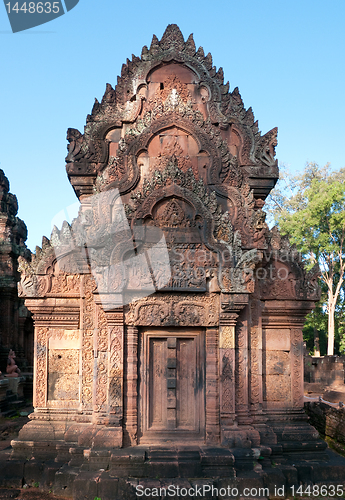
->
[{"left": 266, "top": 163, "right": 345, "bottom": 355}]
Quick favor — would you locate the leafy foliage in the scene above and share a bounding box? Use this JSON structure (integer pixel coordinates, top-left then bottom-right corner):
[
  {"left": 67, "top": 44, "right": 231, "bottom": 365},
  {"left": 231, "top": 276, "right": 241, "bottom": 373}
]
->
[{"left": 266, "top": 162, "right": 345, "bottom": 354}]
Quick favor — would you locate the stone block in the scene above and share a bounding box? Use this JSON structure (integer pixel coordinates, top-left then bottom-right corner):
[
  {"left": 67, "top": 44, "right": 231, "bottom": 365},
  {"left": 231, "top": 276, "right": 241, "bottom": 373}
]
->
[
  {"left": 265, "top": 330, "right": 290, "bottom": 351},
  {"left": 87, "top": 453, "right": 111, "bottom": 471},
  {"left": 312, "top": 463, "right": 345, "bottom": 482},
  {"left": 262, "top": 469, "right": 286, "bottom": 496},
  {"left": 295, "top": 463, "right": 313, "bottom": 484},
  {"left": 53, "top": 465, "right": 79, "bottom": 496},
  {"left": 146, "top": 460, "right": 179, "bottom": 478},
  {"left": 41, "top": 460, "right": 65, "bottom": 489},
  {"left": 73, "top": 471, "right": 101, "bottom": 500},
  {"left": 193, "top": 480, "right": 220, "bottom": 500},
  {"left": 178, "top": 460, "right": 202, "bottom": 478},
  {"left": 5, "top": 377, "right": 25, "bottom": 397},
  {"left": 68, "top": 446, "right": 86, "bottom": 466},
  {"left": 61, "top": 423, "right": 90, "bottom": 446},
  {"left": 0, "top": 379, "right": 9, "bottom": 402},
  {"left": 257, "top": 426, "right": 277, "bottom": 445},
  {"left": 0, "top": 461, "right": 24, "bottom": 488},
  {"left": 235, "top": 473, "right": 266, "bottom": 495},
  {"left": 55, "top": 442, "right": 71, "bottom": 462},
  {"left": 92, "top": 427, "right": 122, "bottom": 448},
  {"left": 265, "top": 375, "right": 291, "bottom": 401},
  {"left": 77, "top": 424, "right": 100, "bottom": 447},
  {"left": 279, "top": 465, "right": 298, "bottom": 488},
  {"left": 23, "top": 460, "right": 44, "bottom": 487},
  {"left": 97, "top": 474, "right": 120, "bottom": 500},
  {"left": 265, "top": 351, "right": 290, "bottom": 375}
]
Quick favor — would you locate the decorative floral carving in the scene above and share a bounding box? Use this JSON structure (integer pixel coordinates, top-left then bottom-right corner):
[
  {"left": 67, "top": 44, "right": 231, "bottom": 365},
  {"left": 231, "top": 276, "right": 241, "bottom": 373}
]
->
[
  {"left": 126, "top": 293, "right": 218, "bottom": 326},
  {"left": 291, "top": 328, "right": 303, "bottom": 408},
  {"left": 109, "top": 326, "right": 123, "bottom": 411},
  {"left": 95, "top": 351, "right": 108, "bottom": 412},
  {"left": 219, "top": 326, "right": 235, "bottom": 349},
  {"left": 82, "top": 276, "right": 95, "bottom": 408},
  {"left": 97, "top": 307, "right": 108, "bottom": 352},
  {"left": 221, "top": 351, "right": 234, "bottom": 413},
  {"left": 35, "top": 327, "right": 48, "bottom": 407}
]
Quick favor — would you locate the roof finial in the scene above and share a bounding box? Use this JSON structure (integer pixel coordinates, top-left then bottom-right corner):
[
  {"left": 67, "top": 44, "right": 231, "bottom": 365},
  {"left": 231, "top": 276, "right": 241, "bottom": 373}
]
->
[{"left": 160, "top": 24, "right": 185, "bottom": 51}]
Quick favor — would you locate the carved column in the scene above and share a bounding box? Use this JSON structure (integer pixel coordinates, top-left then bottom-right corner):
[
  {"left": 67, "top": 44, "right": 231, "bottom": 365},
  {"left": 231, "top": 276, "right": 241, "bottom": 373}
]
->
[
  {"left": 262, "top": 300, "right": 312, "bottom": 414},
  {"left": 219, "top": 313, "right": 237, "bottom": 429},
  {"left": 205, "top": 327, "right": 219, "bottom": 444},
  {"left": 103, "top": 309, "right": 124, "bottom": 425},
  {"left": 81, "top": 275, "right": 95, "bottom": 413},
  {"left": 235, "top": 308, "right": 252, "bottom": 424},
  {"left": 291, "top": 326, "right": 304, "bottom": 410},
  {"left": 26, "top": 299, "right": 81, "bottom": 411},
  {"left": 125, "top": 325, "right": 139, "bottom": 445},
  {"left": 84, "top": 292, "right": 124, "bottom": 447},
  {"left": 249, "top": 298, "right": 263, "bottom": 419},
  {"left": 93, "top": 306, "right": 109, "bottom": 417},
  {"left": 33, "top": 324, "right": 48, "bottom": 409}
]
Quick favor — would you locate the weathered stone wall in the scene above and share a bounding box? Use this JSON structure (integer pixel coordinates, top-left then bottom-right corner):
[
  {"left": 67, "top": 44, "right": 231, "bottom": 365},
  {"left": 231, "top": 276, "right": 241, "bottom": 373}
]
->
[
  {"left": 0, "top": 170, "right": 33, "bottom": 371},
  {"left": 305, "top": 401, "right": 345, "bottom": 445},
  {"left": 304, "top": 355, "right": 345, "bottom": 385}
]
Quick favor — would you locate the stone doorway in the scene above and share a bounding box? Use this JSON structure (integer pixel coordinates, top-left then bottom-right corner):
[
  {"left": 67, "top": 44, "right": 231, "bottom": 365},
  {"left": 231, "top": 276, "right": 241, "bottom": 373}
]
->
[{"left": 138, "top": 329, "right": 205, "bottom": 444}]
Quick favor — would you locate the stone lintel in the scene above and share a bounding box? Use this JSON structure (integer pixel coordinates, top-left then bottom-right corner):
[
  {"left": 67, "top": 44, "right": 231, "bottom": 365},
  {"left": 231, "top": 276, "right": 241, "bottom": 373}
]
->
[{"left": 25, "top": 299, "right": 80, "bottom": 328}]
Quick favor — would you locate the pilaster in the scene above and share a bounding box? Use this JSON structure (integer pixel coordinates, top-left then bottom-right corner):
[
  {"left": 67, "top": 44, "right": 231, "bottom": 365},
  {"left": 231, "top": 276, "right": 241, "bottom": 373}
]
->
[
  {"left": 125, "top": 325, "right": 139, "bottom": 445},
  {"left": 205, "top": 327, "right": 219, "bottom": 444}
]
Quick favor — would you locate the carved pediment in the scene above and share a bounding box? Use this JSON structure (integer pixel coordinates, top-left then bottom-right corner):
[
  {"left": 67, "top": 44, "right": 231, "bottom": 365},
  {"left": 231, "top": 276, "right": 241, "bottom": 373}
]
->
[{"left": 66, "top": 25, "right": 278, "bottom": 201}]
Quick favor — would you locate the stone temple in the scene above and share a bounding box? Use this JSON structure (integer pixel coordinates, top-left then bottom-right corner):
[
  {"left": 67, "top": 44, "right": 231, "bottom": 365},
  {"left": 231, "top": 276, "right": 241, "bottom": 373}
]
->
[{"left": 11, "top": 24, "right": 344, "bottom": 492}]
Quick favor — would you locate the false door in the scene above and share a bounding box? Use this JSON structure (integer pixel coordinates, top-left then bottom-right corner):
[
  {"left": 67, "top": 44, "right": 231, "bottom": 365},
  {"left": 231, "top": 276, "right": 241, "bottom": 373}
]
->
[{"left": 139, "top": 329, "right": 205, "bottom": 443}]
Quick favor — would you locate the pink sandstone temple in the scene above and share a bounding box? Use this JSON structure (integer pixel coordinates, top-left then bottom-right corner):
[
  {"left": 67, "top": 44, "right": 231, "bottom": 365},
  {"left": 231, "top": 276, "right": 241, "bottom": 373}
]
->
[{"left": 9, "top": 25, "right": 343, "bottom": 494}]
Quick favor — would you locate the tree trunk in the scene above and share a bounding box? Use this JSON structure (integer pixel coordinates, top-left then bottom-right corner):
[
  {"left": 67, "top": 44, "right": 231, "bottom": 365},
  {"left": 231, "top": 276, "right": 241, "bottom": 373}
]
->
[
  {"left": 314, "top": 327, "right": 320, "bottom": 356},
  {"left": 327, "top": 293, "right": 336, "bottom": 355}
]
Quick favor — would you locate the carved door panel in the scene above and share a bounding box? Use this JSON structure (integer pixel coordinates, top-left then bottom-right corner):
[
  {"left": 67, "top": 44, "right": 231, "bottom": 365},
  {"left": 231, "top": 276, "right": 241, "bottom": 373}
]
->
[{"left": 139, "top": 329, "right": 205, "bottom": 443}]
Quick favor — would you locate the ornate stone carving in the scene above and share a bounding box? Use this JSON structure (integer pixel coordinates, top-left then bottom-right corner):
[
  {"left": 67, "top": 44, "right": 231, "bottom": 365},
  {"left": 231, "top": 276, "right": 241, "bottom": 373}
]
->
[
  {"left": 205, "top": 328, "right": 219, "bottom": 444},
  {"left": 126, "top": 293, "right": 218, "bottom": 326},
  {"left": 16, "top": 26, "right": 323, "bottom": 461},
  {"left": 65, "top": 25, "right": 279, "bottom": 200},
  {"left": 109, "top": 326, "right": 123, "bottom": 411},
  {"left": 125, "top": 326, "right": 138, "bottom": 445},
  {"left": 35, "top": 327, "right": 48, "bottom": 407},
  {"left": 221, "top": 352, "right": 234, "bottom": 413},
  {"left": 258, "top": 230, "right": 321, "bottom": 301},
  {"left": 81, "top": 276, "right": 95, "bottom": 409},
  {"left": 291, "top": 328, "right": 304, "bottom": 408}
]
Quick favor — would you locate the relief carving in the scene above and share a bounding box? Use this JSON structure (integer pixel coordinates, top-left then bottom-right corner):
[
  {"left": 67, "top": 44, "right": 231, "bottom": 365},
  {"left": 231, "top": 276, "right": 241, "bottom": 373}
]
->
[
  {"left": 109, "top": 326, "right": 123, "bottom": 412},
  {"left": 18, "top": 26, "right": 320, "bottom": 455},
  {"left": 221, "top": 351, "right": 234, "bottom": 413},
  {"left": 126, "top": 294, "right": 218, "bottom": 326},
  {"left": 35, "top": 327, "right": 49, "bottom": 407},
  {"left": 291, "top": 328, "right": 303, "bottom": 408},
  {"left": 219, "top": 326, "right": 235, "bottom": 349},
  {"left": 95, "top": 351, "right": 108, "bottom": 412},
  {"left": 82, "top": 276, "right": 95, "bottom": 408}
]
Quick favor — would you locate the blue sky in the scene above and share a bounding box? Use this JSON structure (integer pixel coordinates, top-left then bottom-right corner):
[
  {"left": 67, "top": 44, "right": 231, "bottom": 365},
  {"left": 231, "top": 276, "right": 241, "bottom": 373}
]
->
[{"left": 1, "top": 0, "right": 344, "bottom": 251}]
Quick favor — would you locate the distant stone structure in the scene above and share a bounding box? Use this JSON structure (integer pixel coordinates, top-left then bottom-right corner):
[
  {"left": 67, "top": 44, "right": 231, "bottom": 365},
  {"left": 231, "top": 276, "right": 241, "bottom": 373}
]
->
[
  {"left": 14, "top": 26, "right": 341, "bottom": 485},
  {"left": 305, "top": 355, "right": 345, "bottom": 385},
  {"left": 0, "top": 169, "right": 33, "bottom": 372}
]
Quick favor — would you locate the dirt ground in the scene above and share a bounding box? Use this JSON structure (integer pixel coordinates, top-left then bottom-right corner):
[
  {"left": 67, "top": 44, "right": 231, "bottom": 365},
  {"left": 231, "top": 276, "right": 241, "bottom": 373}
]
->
[{"left": 0, "top": 489, "right": 70, "bottom": 500}]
